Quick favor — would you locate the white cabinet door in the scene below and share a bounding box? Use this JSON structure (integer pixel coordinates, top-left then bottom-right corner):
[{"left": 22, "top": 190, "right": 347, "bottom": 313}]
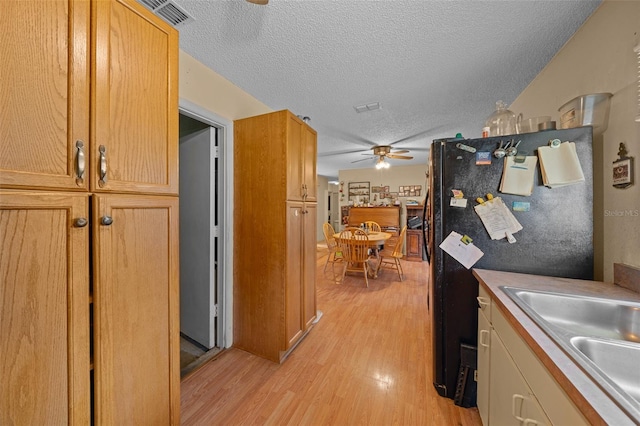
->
[
  {"left": 477, "top": 309, "right": 491, "bottom": 425},
  {"left": 490, "top": 329, "right": 550, "bottom": 426}
]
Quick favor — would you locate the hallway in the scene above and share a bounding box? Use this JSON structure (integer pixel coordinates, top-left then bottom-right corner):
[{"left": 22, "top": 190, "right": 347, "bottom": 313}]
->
[{"left": 180, "top": 248, "right": 482, "bottom": 425}]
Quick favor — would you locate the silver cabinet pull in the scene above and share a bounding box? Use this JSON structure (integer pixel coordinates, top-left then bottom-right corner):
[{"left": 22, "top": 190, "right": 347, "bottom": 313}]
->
[
  {"left": 101, "top": 216, "right": 113, "bottom": 226},
  {"left": 75, "top": 140, "right": 85, "bottom": 185},
  {"left": 74, "top": 218, "right": 88, "bottom": 228},
  {"left": 99, "top": 145, "right": 107, "bottom": 186}
]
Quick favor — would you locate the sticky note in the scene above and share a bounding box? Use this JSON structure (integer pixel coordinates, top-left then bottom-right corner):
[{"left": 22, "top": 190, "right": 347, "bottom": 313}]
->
[
  {"left": 512, "top": 201, "right": 530, "bottom": 212},
  {"left": 450, "top": 198, "right": 468, "bottom": 208}
]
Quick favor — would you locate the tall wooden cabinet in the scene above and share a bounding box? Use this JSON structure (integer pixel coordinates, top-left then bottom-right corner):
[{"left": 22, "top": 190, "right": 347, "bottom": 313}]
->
[
  {"left": 1, "top": 1, "right": 180, "bottom": 424},
  {"left": 234, "top": 110, "right": 317, "bottom": 363}
]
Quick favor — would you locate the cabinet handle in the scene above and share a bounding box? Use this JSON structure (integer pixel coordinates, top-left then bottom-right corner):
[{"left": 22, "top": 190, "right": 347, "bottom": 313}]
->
[
  {"left": 101, "top": 216, "right": 113, "bottom": 226},
  {"left": 511, "top": 394, "right": 525, "bottom": 422},
  {"left": 74, "top": 217, "right": 88, "bottom": 228},
  {"left": 75, "top": 140, "right": 85, "bottom": 184},
  {"left": 99, "top": 145, "right": 107, "bottom": 186},
  {"left": 479, "top": 329, "right": 490, "bottom": 348},
  {"left": 477, "top": 296, "right": 489, "bottom": 309},
  {"left": 523, "top": 419, "right": 540, "bottom": 426}
]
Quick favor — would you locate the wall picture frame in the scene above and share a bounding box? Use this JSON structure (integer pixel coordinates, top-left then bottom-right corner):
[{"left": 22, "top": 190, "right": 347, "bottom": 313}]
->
[
  {"left": 613, "top": 157, "right": 634, "bottom": 188},
  {"left": 613, "top": 142, "right": 634, "bottom": 189}
]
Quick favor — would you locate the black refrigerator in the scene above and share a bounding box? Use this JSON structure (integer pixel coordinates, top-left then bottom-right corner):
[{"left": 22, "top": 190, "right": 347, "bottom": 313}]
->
[{"left": 427, "top": 127, "right": 594, "bottom": 401}]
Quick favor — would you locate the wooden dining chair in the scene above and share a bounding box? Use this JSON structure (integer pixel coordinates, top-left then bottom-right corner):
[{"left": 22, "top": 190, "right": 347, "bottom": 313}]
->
[
  {"left": 322, "top": 222, "right": 343, "bottom": 281},
  {"left": 364, "top": 221, "right": 382, "bottom": 232},
  {"left": 337, "top": 227, "right": 371, "bottom": 287},
  {"left": 376, "top": 225, "right": 407, "bottom": 281}
]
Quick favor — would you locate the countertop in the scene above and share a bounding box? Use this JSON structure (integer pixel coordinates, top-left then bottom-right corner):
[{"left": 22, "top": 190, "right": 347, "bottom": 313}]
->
[{"left": 472, "top": 268, "right": 640, "bottom": 426}]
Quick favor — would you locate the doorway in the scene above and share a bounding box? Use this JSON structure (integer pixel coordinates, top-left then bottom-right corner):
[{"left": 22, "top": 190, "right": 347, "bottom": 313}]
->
[{"left": 178, "top": 100, "right": 232, "bottom": 375}]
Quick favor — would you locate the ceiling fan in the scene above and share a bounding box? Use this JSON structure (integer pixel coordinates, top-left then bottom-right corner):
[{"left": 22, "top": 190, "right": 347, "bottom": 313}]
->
[{"left": 353, "top": 145, "right": 414, "bottom": 169}]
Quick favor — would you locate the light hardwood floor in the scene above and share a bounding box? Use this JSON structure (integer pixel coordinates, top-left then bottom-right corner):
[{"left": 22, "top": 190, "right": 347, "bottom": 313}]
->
[{"left": 181, "top": 247, "right": 482, "bottom": 425}]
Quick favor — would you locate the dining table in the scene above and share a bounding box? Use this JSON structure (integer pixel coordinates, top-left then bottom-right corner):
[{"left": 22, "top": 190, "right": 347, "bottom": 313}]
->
[{"left": 333, "top": 230, "right": 392, "bottom": 278}]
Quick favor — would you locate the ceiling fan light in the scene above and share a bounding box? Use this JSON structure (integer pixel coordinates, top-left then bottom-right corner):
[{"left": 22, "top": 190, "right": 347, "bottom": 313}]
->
[{"left": 375, "top": 156, "right": 390, "bottom": 169}]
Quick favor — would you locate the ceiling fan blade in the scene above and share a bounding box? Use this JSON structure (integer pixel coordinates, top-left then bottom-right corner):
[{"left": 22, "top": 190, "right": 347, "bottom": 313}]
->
[
  {"left": 386, "top": 154, "right": 414, "bottom": 160},
  {"left": 318, "top": 148, "right": 370, "bottom": 158},
  {"left": 351, "top": 156, "right": 375, "bottom": 163},
  {"left": 390, "top": 149, "right": 410, "bottom": 154}
]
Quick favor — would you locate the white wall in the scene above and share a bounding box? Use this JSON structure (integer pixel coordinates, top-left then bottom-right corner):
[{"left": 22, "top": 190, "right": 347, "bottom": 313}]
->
[{"left": 510, "top": 0, "right": 640, "bottom": 281}]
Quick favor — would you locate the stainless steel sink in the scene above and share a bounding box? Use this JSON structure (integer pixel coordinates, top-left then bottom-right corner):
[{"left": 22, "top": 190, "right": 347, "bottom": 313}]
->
[
  {"left": 501, "top": 286, "right": 640, "bottom": 423},
  {"left": 571, "top": 337, "right": 640, "bottom": 403},
  {"left": 505, "top": 288, "right": 640, "bottom": 342}
]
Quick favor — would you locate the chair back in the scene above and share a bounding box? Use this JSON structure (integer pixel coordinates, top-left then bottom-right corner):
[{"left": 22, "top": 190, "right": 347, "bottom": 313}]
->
[
  {"left": 364, "top": 221, "right": 382, "bottom": 232},
  {"left": 391, "top": 226, "right": 407, "bottom": 258},
  {"left": 338, "top": 227, "right": 370, "bottom": 263},
  {"left": 323, "top": 222, "right": 337, "bottom": 249}
]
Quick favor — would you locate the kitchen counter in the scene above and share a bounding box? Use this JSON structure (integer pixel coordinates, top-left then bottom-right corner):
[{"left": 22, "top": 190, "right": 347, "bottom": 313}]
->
[{"left": 473, "top": 268, "right": 640, "bottom": 425}]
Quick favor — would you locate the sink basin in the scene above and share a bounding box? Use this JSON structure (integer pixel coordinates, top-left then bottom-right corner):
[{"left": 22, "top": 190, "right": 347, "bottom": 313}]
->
[
  {"left": 501, "top": 286, "right": 640, "bottom": 423},
  {"left": 571, "top": 337, "right": 640, "bottom": 404},
  {"left": 505, "top": 287, "right": 640, "bottom": 342}
]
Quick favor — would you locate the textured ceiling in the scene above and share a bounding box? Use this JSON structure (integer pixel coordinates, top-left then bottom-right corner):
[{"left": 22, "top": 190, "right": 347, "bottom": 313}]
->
[{"left": 173, "top": 0, "right": 601, "bottom": 179}]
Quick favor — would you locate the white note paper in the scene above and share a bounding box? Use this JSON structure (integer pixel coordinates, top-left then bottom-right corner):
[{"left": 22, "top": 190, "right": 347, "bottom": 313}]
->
[
  {"left": 473, "top": 197, "right": 523, "bottom": 241},
  {"left": 439, "top": 231, "right": 484, "bottom": 269}
]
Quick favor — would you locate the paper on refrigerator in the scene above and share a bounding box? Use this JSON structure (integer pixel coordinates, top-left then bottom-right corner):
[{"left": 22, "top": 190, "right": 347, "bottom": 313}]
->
[
  {"left": 537, "top": 141, "right": 584, "bottom": 188},
  {"left": 439, "top": 231, "right": 484, "bottom": 269},
  {"left": 473, "top": 197, "right": 522, "bottom": 241},
  {"left": 499, "top": 156, "right": 537, "bottom": 196}
]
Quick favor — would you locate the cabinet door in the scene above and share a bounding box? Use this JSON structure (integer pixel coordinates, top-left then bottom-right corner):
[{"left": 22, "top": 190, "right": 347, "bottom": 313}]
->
[
  {"left": 92, "top": 0, "right": 179, "bottom": 195},
  {"left": 285, "top": 202, "right": 304, "bottom": 348},
  {"left": 303, "top": 203, "right": 317, "bottom": 329},
  {"left": 93, "top": 194, "right": 179, "bottom": 425},
  {"left": 286, "top": 114, "right": 305, "bottom": 201},
  {"left": 406, "top": 230, "right": 422, "bottom": 260},
  {"left": 1, "top": 1, "right": 90, "bottom": 191},
  {"left": 302, "top": 124, "right": 317, "bottom": 202},
  {"left": 0, "top": 192, "right": 90, "bottom": 425},
  {"left": 490, "top": 330, "right": 550, "bottom": 426},
  {"left": 477, "top": 309, "right": 491, "bottom": 426}
]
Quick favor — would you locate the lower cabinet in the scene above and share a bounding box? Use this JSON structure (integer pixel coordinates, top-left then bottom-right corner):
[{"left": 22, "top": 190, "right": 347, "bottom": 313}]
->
[
  {"left": 489, "top": 329, "right": 550, "bottom": 425},
  {"left": 476, "top": 285, "right": 588, "bottom": 426},
  {"left": 0, "top": 192, "right": 91, "bottom": 425},
  {"left": 477, "top": 306, "right": 491, "bottom": 426},
  {"left": 235, "top": 200, "right": 317, "bottom": 363},
  {"left": 93, "top": 194, "right": 180, "bottom": 424},
  {"left": 405, "top": 229, "right": 423, "bottom": 261},
  {"left": 0, "top": 192, "right": 180, "bottom": 425}
]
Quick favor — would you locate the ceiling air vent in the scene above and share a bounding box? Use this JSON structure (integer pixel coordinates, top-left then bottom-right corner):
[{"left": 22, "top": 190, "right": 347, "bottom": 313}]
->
[{"left": 138, "top": 0, "right": 194, "bottom": 27}]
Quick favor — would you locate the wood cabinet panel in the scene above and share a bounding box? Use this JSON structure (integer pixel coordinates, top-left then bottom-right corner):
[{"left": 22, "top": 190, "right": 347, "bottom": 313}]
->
[
  {"left": 91, "top": 0, "right": 178, "bottom": 195},
  {"left": 286, "top": 203, "right": 304, "bottom": 347},
  {"left": 2, "top": 1, "right": 180, "bottom": 422},
  {"left": 234, "top": 110, "right": 317, "bottom": 363},
  {"left": 302, "top": 203, "right": 318, "bottom": 329},
  {"left": 93, "top": 194, "right": 180, "bottom": 424},
  {"left": 286, "top": 114, "right": 317, "bottom": 202},
  {"left": 302, "top": 125, "right": 317, "bottom": 202},
  {"left": 0, "top": 192, "right": 90, "bottom": 425},
  {"left": 406, "top": 230, "right": 423, "bottom": 260},
  {"left": 0, "top": 1, "right": 90, "bottom": 191}
]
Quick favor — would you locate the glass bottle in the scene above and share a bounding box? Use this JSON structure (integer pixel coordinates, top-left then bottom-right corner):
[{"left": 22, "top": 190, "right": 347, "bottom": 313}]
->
[{"left": 484, "top": 100, "right": 519, "bottom": 136}]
